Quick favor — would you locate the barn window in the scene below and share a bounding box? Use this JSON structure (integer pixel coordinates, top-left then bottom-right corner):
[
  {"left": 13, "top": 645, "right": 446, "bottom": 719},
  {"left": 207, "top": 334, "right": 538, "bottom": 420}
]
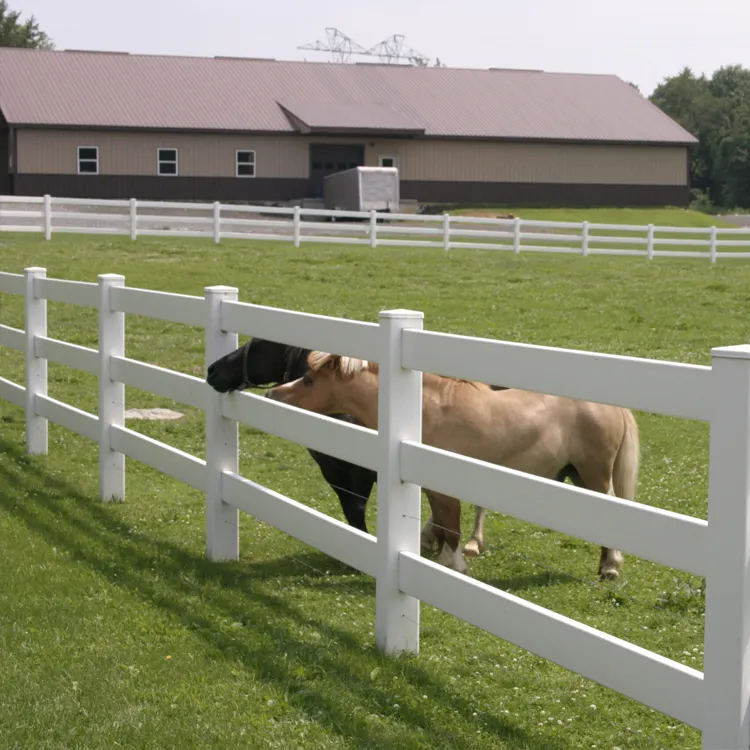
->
[
  {"left": 157, "top": 148, "right": 178, "bottom": 176},
  {"left": 236, "top": 150, "right": 256, "bottom": 178},
  {"left": 379, "top": 155, "right": 398, "bottom": 169},
  {"left": 77, "top": 146, "right": 99, "bottom": 175}
]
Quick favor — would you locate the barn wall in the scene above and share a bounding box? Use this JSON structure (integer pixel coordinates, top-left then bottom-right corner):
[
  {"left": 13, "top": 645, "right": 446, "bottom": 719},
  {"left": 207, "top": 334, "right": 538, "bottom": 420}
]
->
[
  {"left": 367, "top": 140, "right": 688, "bottom": 186},
  {"left": 16, "top": 130, "right": 309, "bottom": 178},
  {"left": 0, "top": 112, "right": 9, "bottom": 194},
  {"left": 14, "top": 128, "right": 690, "bottom": 206},
  {"left": 17, "top": 129, "right": 687, "bottom": 185}
]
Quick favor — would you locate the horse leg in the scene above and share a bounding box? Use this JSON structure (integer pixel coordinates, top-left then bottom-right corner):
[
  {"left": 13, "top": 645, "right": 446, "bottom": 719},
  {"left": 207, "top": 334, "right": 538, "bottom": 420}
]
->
[
  {"left": 597, "top": 410, "right": 639, "bottom": 581},
  {"left": 309, "top": 449, "right": 371, "bottom": 532},
  {"left": 462, "top": 468, "right": 574, "bottom": 559},
  {"left": 598, "top": 541, "right": 624, "bottom": 581},
  {"left": 463, "top": 506, "right": 486, "bottom": 557},
  {"left": 421, "top": 514, "right": 440, "bottom": 551},
  {"left": 594, "top": 480, "right": 624, "bottom": 580},
  {"left": 572, "top": 467, "right": 624, "bottom": 580},
  {"left": 348, "top": 466, "right": 377, "bottom": 534},
  {"left": 427, "top": 491, "right": 466, "bottom": 574}
]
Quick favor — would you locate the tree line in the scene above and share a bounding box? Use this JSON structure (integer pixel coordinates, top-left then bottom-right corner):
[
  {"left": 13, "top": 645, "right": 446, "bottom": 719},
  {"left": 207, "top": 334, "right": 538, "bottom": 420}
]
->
[
  {"left": 0, "top": 0, "right": 51, "bottom": 50},
  {"left": 0, "top": 2, "right": 747, "bottom": 210},
  {"left": 651, "top": 65, "right": 750, "bottom": 212}
]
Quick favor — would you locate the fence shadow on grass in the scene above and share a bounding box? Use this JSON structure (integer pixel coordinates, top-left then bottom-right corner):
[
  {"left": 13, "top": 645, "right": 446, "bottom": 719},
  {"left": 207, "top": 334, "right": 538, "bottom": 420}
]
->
[
  {"left": 0, "top": 436, "right": 587, "bottom": 750},
  {"left": 483, "top": 570, "right": 580, "bottom": 595}
]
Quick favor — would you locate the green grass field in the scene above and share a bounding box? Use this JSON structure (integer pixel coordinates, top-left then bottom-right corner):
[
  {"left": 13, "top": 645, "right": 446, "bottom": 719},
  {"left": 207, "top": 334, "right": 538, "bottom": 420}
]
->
[{"left": 0, "top": 210, "right": 748, "bottom": 749}]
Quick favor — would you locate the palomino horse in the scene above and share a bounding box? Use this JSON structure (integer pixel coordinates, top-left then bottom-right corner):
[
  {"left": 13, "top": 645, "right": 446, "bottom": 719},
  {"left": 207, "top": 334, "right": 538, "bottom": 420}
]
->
[
  {"left": 206, "top": 337, "right": 577, "bottom": 552},
  {"left": 206, "top": 338, "right": 376, "bottom": 533},
  {"left": 265, "top": 351, "right": 640, "bottom": 580}
]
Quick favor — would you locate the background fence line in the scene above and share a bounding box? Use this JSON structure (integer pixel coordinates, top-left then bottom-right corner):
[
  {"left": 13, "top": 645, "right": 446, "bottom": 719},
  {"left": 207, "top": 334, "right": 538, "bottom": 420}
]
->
[
  {"left": 2, "top": 194, "right": 750, "bottom": 260},
  {"left": 1, "top": 265, "right": 749, "bottom": 747}
]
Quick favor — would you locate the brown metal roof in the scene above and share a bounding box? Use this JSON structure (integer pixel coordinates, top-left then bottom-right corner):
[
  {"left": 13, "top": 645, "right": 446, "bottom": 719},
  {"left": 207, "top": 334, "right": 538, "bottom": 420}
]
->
[
  {"left": 278, "top": 99, "right": 425, "bottom": 136},
  {"left": 0, "top": 48, "right": 697, "bottom": 144}
]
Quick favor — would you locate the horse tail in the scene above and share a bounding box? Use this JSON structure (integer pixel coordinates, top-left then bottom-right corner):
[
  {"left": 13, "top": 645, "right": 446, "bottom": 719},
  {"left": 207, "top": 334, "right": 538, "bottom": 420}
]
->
[{"left": 612, "top": 409, "right": 640, "bottom": 501}]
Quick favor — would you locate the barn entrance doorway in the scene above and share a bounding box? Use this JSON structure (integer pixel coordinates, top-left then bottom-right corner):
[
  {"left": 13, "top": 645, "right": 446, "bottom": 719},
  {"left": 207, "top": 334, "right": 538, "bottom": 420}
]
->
[{"left": 309, "top": 143, "right": 365, "bottom": 198}]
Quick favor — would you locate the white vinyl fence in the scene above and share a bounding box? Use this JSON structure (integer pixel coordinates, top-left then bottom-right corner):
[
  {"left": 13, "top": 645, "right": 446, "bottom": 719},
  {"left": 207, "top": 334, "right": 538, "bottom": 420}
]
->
[
  {"left": 1, "top": 266, "right": 749, "bottom": 748},
  {"left": 2, "top": 194, "right": 750, "bottom": 261}
]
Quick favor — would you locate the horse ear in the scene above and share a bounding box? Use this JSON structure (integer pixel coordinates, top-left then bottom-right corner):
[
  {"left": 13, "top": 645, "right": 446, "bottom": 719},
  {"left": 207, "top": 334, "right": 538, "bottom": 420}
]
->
[
  {"left": 307, "top": 351, "right": 340, "bottom": 373},
  {"left": 323, "top": 354, "right": 342, "bottom": 372}
]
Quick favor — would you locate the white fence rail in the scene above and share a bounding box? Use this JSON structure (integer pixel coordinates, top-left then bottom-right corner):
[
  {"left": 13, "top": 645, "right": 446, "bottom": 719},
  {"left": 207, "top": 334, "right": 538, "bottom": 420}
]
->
[
  {"left": 1, "top": 266, "right": 749, "bottom": 747},
  {"left": 2, "top": 194, "right": 750, "bottom": 261}
]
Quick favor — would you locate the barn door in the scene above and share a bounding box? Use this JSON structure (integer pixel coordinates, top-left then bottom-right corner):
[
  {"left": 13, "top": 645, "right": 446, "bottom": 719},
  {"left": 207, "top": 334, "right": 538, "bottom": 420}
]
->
[{"left": 309, "top": 144, "right": 365, "bottom": 197}]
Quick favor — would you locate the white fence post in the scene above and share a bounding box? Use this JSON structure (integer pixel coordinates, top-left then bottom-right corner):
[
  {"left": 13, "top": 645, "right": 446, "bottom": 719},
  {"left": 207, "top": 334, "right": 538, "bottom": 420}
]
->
[
  {"left": 43, "top": 194, "right": 51, "bottom": 241},
  {"left": 703, "top": 344, "right": 750, "bottom": 750},
  {"left": 709, "top": 226, "right": 717, "bottom": 264},
  {"left": 293, "top": 205, "right": 301, "bottom": 248},
  {"left": 97, "top": 273, "right": 125, "bottom": 501},
  {"left": 513, "top": 216, "right": 522, "bottom": 254},
  {"left": 24, "top": 266, "right": 47, "bottom": 455},
  {"left": 646, "top": 224, "right": 654, "bottom": 260},
  {"left": 375, "top": 308, "right": 423, "bottom": 655},
  {"left": 129, "top": 198, "right": 137, "bottom": 241},
  {"left": 442, "top": 213, "right": 450, "bottom": 251},
  {"left": 581, "top": 220, "right": 590, "bottom": 256},
  {"left": 212, "top": 202, "right": 221, "bottom": 244},
  {"left": 204, "top": 285, "right": 240, "bottom": 561},
  {"left": 370, "top": 209, "right": 377, "bottom": 249}
]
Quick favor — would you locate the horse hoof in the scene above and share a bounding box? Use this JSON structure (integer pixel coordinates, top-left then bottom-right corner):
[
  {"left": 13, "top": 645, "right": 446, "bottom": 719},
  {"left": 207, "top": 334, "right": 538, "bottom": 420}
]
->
[
  {"left": 599, "top": 568, "right": 620, "bottom": 581},
  {"left": 437, "top": 544, "right": 467, "bottom": 574},
  {"left": 421, "top": 534, "right": 438, "bottom": 552},
  {"left": 463, "top": 540, "right": 481, "bottom": 557}
]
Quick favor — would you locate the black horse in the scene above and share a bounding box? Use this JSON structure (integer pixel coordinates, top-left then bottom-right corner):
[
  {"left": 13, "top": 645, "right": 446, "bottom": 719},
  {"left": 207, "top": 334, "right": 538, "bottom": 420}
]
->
[
  {"left": 206, "top": 338, "right": 581, "bottom": 536},
  {"left": 206, "top": 338, "right": 377, "bottom": 533}
]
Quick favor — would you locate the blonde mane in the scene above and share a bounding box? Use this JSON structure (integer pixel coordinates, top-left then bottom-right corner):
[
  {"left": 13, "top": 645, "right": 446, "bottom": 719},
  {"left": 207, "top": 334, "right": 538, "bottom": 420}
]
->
[
  {"left": 307, "top": 351, "right": 379, "bottom": 379},
  {"left": 305, "top": 351, "right": 488, "bottom": 389}
]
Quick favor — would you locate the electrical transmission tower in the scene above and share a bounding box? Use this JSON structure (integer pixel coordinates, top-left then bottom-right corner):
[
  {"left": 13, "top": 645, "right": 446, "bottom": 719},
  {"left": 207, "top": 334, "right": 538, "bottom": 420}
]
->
[
  {"left": 298, "top": 28, "right": 434, "bottom": 67},
  {"left": 366, "top": 34, "right": 430, "bottom": 67},
  {"left": 298, "top": 28, "right": 368, "bottom": 64}
]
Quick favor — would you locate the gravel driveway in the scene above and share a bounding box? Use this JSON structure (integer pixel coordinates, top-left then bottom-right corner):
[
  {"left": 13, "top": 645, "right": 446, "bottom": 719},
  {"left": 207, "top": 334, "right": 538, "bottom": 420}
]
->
[{"left": 717, "top": 214, "right": 750, "bottom": 228}]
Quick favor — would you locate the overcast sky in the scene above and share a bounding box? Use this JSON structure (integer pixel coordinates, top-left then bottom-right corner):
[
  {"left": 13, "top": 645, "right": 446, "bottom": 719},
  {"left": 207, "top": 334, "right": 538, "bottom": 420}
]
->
[{"left": 11, "top": 0, "right": 750, "bottom": 95}]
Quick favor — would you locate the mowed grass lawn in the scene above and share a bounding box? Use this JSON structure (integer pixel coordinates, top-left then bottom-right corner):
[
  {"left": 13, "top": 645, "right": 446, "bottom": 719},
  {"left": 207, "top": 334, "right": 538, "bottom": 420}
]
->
[{"left": 1, "top": 212, "right": 748, "bottom": 749}]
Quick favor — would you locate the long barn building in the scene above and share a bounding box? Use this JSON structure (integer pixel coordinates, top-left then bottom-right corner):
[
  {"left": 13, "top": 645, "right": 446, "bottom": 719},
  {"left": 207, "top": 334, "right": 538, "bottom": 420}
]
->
[{"left": 0, "top": 48, "right": 697, "bottom": 207}]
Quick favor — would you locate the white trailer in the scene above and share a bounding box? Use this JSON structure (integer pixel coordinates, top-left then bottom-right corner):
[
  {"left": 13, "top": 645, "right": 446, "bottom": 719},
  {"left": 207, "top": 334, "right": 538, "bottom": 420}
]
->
[{"left": 323, "top": 166, "right": 400, "bottom": 213}]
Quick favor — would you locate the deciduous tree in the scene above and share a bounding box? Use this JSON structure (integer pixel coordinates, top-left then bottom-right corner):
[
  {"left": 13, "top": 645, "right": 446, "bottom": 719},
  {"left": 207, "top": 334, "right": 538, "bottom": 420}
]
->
[
  {"left": 651, "top": 65, "right": 750, "bottom": 209},
  {"left": 0, "top": 0, "right": 53, "bottom": 50}
]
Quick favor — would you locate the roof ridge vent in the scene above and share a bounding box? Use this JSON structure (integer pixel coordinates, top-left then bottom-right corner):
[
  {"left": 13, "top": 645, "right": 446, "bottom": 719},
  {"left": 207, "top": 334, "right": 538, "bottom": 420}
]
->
[
  {"left": 214, "top": 56, "right": 276, "bottom": 62},
  {"left": 63, "top": 49, "right": 131, "bottom": 55},
  {"left": 489, "top": 67, "right": 543, "bottom": 73}
]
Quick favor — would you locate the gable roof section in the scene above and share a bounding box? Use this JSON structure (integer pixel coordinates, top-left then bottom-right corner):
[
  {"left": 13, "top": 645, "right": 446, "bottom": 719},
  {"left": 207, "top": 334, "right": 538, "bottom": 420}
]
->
[
  {"left": 277, "top": 99, "right": 426, "bottom": 136},
  {"left": 0, "top": 48, "right": 697, "bottom": 145}
]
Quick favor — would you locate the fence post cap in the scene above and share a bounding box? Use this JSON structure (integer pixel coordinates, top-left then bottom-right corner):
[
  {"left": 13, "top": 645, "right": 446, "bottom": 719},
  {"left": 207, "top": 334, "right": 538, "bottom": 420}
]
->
[
  {"left": 98, "top": 273, "right": 124, "bottom": 281},
  {"left": 379, "top": 309, "right": 424, "bottom": 320},
  {"left": 24, "top": 266, "right": 46, "bottom": 274},
  {"left": 204, "top": 285, "right": 238, "bottom": 295},
  {"left": 711, "top": 344, "right": 750, "bottom": 360}
]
